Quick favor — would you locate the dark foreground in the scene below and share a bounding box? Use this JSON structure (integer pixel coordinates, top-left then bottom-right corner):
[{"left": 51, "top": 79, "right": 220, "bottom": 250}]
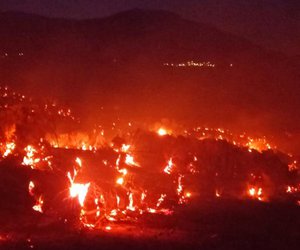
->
[{"left": 0, "top": 200, "right": 299, "bottom": 250}]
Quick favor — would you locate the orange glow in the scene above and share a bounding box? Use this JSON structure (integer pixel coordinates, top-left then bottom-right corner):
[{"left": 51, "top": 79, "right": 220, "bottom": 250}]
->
[
  {"left": 125, "top": 154, "right": 139, "bottom": 167},
  {"left": 121, "top": 144, "right": 130, "bottom": 152},
  {"left": 69, "top": 183, "right": 90, "bottom": 207},
  {"left": 116, "top": 177, "right": 124, "bottom": 185},
  {"left": 248, "top": 187, "right": 264, "bottom": 201},
  {"left": 215, "top": 190, "right": 221, "bottom": 198},
  {"left": 185, "top": 192, "right": 192, "bottom": 198},
  {"left": 67, "top": 170, "right": 90, "bottom": 207},
  {"left": 157, "top": 128, "right": 168, "bottom": 136}
]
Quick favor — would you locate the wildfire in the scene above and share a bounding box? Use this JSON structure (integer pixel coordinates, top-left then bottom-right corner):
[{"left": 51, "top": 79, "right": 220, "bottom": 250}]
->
[{"left": 0, "top": 86, "right": 299, "bottom": 231}]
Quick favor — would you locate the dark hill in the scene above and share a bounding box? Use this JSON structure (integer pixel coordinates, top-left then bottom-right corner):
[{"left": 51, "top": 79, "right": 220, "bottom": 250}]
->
[{"left": 0, "top": 9, "right": 299, "bottom": 155}]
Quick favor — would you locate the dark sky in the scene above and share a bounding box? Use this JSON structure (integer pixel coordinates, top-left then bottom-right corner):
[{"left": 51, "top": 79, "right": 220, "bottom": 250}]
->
[
  {"left": 0, "top": 0, "right": 299, "bottom": 55},
  {"left": 0, "top": 0, "right": 176, "bottom": 18},
  {"left": 0, "top": 0, "right": 290, "bottom": 19}
]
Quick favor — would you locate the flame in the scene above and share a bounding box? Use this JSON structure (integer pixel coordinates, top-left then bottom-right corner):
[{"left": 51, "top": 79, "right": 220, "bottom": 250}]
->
[
  {"left": 215, "top": 190, "right": 221, "bottom": 198},
  {"left": 116, "top": 177, "right": 124, "bottom": 185},
  {"left": 157, "top": 128, "right": 168, "bottom": 136},
  {"left": 121, "top": 144, "right": 130, "bottom": 153},
  {"left": 67, "top": 170, "right": 90, "bottom": 207},
  {"left": 3, "top": 142, "right": 16, "bottom": 158},
  {"left": 1, "top": 86, "right": 297, "bottom": 230},
  {"left": 127, "top": 192, "right": 135, "bottom": 211},
  {"left": 32, "top": 196, "right": 43, "bottom": 213},
  {"left": 125, "top": 154, "right": 139, "bottom": 167},
  {"left": 69, "top": 183, "right": 90, "bottom": 207},
  {"left": 28, "top": 181, "right": 35, "bottom": 196},
  {"left": 156, "top": 194, "right": 166, "bottom": 207},
  {"left": 164, "top": 158, "right": 174, "bottom": 175},
  {"left": 22, "top": 145, "right": 40, "bottom": 168},
  {"left": 248, "top": 187, "right": 264, "bottom": 201},
  {"left": 75, "top": 157, "right": 82, "bottom": 167}
]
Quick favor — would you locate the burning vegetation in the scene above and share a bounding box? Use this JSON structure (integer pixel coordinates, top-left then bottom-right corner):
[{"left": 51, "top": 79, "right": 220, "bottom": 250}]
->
[{"left": 0, "top": 86, "right": 299, "bottom": 239}]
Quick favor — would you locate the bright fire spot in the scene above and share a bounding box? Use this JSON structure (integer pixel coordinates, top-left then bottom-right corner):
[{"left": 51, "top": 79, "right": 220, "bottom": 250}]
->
[
  {"left": 75, "top": 157, "right": 82, "bottom": 167},
  {"left": 121, "top": 144, "right": 130, "bottom": 152},
  {"left": 28, "top": 181, "right": 35, "bottom": 196},
  {"left": 156, "top": 194, "right": 166, "bottom": 207},
  {"left": 116, "top": 177, "right": 124, "bottom": 185},
  {"left": 105, "top": 226, "right": 112, "bottom": 231},
  {"left": 3, "top": 142, "right": 16, "bottom": 157},
  {"left": 118, "top": 168, "right": 128, "bottom": 175},
  {"left": 246, "top": 138, "right": 272, "bottom": 153},
  {"left": 157, "top": 128, "right": 168, "bottom": 136},
  {"left": 248, "top": 187, "right": 264, "bottom": 201},
  {"left": 68, "top": 170, "right": 90, "bottom": 207},
  {"left": 164, "top": 158, "right": 174, "bottom": 174},
  {"left": 32, "top": 196, "right": 43, "bottom": 213},
  {"left": 69, "top": 183, "right": 90, "bottom": 207},
  {"left": 286, "top": 185, "right": 298, "bottom": 193},
  {"left": 22, "top": 145, "right": 40, "bottom": 167},
  {"left": 125, "top": 154, "right": 139, "bottom": 167},
  {"left": 185, "top": 192, "right": 192, "bottom": 198},
  {"left": 215, "top": 190, "right": 221, "bottom": 198},
  {"left": 127, "top": 192, "right": 135, "bottom": 211}
]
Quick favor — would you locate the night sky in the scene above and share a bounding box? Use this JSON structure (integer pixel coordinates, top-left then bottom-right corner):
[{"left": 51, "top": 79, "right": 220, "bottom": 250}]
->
[
  {"left": 0, "top": 0, "right": 176, "bottom": 18},
  {"left": 0, "top": 0, "right": 295, "bottom": 19},
  {"left": 1, "top": 0, "right": 298, "bottom": 56}
]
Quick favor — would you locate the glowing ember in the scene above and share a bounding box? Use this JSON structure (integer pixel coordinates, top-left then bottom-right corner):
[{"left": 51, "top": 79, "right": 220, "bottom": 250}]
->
[
  {"left": 22, "top": 145, "right": 40, "bottom": 168},
  {"left": 75, "top": 157, "right": 82, "bottom": 167},
  {"left": 121, "top": 144, "right": 130, "bottom": 152},
  {"left": 32, "top": 196, "right": 43, "bottom": 213},
  {"left": 3, "top": 142, "right": 16, "bottom": 158},
  {"left": 28, "top": 181, "right": 35, "bottom": 196},
  {"left": 125, "top": 154, "right": 139, "bottom": 167},
  {"left": 164, "top": 158, "right": 174, "bottom": 175},
  {"left": 127, "top": 192, "right": 135, "bottom": 211},
  {"left": 248, "top": 187, "right": 264, "bottom": 201},
  {"left": 215, "top": 190, "right": 221, "bottom": 198},
  {"left": 156, "top": 194, "right": 166, "bottom": 207}
]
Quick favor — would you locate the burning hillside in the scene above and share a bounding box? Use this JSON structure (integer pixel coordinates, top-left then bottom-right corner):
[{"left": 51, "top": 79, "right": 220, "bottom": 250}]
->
[{"left": 0, "top": 85, "right": 299, "bottom": 238}]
